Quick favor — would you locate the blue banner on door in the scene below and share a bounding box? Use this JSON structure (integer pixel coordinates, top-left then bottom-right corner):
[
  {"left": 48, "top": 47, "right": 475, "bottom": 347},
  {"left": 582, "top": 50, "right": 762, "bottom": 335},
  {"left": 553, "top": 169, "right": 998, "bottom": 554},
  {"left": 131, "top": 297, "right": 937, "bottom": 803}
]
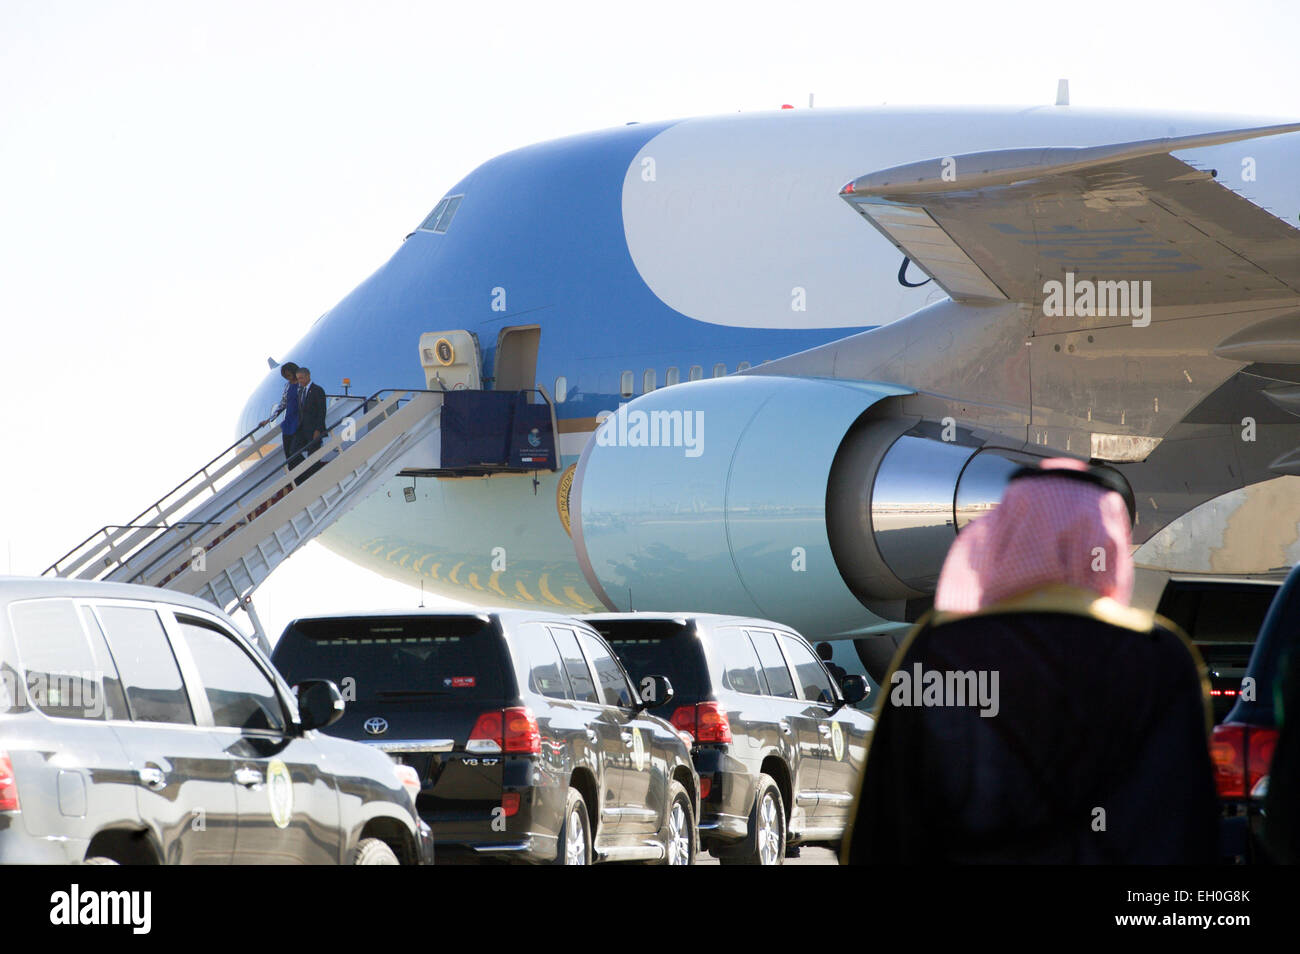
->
[{"left": 440, "top": 391, "right": 555, "bottom": 471}]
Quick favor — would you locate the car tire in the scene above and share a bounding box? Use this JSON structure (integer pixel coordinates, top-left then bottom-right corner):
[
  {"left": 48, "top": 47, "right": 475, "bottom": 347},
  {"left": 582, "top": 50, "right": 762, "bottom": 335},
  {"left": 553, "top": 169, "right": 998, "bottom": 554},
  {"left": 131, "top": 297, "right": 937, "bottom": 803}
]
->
[
  {"left": 555, "top": 787, "right": 592, "bottom": 865},
  {"left": 719, "top": 773, "right": 785, "bottom": 866},
  {"left": 663, "top": 780, "right": 698, "bottom": 865},
  {"left": 351, "top": 837, "right": 400, "bottom": 865}
]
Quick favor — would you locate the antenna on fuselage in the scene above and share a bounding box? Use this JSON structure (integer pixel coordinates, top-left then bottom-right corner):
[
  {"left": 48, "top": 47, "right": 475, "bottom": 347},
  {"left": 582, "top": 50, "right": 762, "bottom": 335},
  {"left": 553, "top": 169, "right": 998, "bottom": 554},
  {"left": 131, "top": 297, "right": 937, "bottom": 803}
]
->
[{"left": 1055, "top": 79, "right": 1070, "bottom": 106}]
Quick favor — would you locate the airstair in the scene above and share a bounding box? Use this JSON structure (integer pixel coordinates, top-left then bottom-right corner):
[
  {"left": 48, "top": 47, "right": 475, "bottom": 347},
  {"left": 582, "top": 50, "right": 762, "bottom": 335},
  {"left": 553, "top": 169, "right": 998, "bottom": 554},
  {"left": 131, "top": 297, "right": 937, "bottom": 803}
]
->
[{"left": 44, "top": 389, "right": 444, "bottom": 642}]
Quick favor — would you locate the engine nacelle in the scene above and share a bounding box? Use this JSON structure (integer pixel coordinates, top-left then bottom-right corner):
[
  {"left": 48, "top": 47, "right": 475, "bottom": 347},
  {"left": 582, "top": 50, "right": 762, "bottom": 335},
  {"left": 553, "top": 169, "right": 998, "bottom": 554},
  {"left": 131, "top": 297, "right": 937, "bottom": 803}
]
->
[{"left": 569, "top": 375, "right": 1032, "bottom": 635}]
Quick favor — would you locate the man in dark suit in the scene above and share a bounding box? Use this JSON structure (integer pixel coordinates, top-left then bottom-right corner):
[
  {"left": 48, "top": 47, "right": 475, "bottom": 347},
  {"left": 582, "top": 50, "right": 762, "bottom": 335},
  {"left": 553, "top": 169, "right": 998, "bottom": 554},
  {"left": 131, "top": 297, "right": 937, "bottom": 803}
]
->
[{"left": 292, "top": 367, "right": 328, "bottom": 485}]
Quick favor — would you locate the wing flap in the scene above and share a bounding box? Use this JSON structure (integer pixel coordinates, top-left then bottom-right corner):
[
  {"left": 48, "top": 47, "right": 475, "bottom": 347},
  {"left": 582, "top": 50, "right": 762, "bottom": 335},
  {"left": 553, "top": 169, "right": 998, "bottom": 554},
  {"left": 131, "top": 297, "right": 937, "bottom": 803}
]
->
[{"left": 842, "top": 122, "right": 1300, "bottom": 306}]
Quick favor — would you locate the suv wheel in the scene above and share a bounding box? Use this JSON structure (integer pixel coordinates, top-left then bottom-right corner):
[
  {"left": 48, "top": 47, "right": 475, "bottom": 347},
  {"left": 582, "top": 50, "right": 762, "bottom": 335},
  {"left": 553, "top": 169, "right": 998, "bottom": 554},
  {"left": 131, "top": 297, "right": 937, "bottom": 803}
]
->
[
  {"left": 720, "top": 773, "right": 786, "bottom": 866},
  {"left": 352, "top": 837, "right": 400, "bottom": 865},
  {"left": 663, "top": 781, "right": 698, "bottom": 865},
  {"left": 555, "top": 787, "right": 592, "bottom": 865}
]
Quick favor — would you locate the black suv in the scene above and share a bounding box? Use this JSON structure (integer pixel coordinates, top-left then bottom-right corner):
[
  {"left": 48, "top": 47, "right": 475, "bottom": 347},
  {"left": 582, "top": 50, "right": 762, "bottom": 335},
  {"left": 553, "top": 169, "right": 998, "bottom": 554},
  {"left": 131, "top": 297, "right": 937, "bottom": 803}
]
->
[
  {"left": 1153, "top": 575, "right": 1282, "bottom": 723},
  {"left": 1211, "top": 564, "right": 1300, "bottom": 862},
  {"left": 0, "top": 577, "right": 432, "bottom": 864},
  {"left": 585, "top": 613, "right": 872, "bottom": 865},
  {"left": 271, "top": 609, "right": 700, "bottom": 864}
]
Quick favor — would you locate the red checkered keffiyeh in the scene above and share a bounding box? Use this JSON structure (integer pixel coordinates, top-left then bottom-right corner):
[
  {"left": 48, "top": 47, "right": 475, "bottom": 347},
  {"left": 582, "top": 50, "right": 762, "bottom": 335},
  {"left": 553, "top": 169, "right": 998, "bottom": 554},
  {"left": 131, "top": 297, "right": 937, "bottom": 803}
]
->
[{"left": 933, "top": 457, "right": 1134, "bottom": 612}]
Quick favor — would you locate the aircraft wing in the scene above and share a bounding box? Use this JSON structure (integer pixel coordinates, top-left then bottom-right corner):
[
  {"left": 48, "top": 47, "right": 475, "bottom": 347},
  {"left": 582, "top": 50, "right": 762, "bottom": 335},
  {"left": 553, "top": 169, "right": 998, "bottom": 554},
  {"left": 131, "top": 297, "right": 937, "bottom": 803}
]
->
[{"left": 840, "top": 122, "right": 1300, "bottom": 306}]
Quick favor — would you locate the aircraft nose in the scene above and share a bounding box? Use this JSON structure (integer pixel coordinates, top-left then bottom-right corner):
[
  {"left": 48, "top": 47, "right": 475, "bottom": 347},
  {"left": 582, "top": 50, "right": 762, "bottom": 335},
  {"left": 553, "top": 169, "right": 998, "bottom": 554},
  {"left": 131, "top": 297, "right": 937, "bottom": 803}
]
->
[{"left": 238, "top": 365, "right": 287, "bottom": 439}]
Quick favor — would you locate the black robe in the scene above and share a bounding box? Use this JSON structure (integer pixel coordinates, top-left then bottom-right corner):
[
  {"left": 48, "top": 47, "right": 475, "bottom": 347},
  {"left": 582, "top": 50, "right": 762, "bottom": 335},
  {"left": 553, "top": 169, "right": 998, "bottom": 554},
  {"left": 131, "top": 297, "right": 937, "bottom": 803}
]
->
[{"left": 843, "top": 585, "right": 1218, "bottom": 864}]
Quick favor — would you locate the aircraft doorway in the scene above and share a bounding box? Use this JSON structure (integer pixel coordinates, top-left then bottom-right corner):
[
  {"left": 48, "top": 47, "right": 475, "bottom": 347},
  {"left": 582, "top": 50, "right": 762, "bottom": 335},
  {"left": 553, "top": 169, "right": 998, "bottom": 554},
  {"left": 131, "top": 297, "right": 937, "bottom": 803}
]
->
[{"left": 494, "top": 325, "right": 540, "bottom": 395}]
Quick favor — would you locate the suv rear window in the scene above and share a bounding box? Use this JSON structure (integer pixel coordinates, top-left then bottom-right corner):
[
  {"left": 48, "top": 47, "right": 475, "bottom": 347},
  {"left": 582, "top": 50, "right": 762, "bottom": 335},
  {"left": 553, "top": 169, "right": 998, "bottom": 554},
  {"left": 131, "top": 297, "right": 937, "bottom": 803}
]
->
[
  {"left": 1157, "top": 580, "right": 1279, "bottom": 721},
  {"left": 748, "top": 629, "right": 797, "bottom": 699},
  {"left": 515, "top": 622, "right": 570, "bottom": 700},
  {"left": 96, "top": 604, "right": 195, "bottom": 725},
  {"left": 272, "top": 616, "right": 507, "bottom": 702},
  {"left": 711, "top": 626, "right": 765, "bottom": 695},
  {"left": 8, "top": 599, "right": 115, "bottom": 720},
  {"left": 594, "top": 620, "right": 708, "bottom": 702}
]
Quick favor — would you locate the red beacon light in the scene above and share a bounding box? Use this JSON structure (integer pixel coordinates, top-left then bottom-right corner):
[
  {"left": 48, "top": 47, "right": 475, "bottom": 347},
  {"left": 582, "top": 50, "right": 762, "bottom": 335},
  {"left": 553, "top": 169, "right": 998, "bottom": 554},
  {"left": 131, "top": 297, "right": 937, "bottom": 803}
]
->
[
  {"left": 840, "top": 181, "right": 856, "bottom": 195},
  {"left": 780, "top": 104, "right": 794, "bottom": 110}
]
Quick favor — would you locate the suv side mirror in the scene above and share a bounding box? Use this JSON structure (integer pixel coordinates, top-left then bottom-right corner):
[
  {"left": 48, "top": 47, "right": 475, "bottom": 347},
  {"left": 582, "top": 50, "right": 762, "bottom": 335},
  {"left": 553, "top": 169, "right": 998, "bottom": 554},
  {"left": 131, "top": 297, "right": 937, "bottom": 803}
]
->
[
  {"left": 839, "top": 674, "right": 869, "bottom": 706},
  {"left": 635, "top": 674, "right": 675, "bottom": 711},
  {"left": 296, "top": 679, "right": 345, "bottom": 731}
]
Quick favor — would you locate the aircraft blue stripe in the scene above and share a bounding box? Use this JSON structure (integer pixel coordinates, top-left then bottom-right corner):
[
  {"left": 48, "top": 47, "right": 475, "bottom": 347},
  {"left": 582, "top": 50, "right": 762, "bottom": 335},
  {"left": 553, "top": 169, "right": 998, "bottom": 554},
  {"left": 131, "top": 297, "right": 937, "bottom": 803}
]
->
[{"left": 238, "top": 119, "right": 869, "bottom": 434}]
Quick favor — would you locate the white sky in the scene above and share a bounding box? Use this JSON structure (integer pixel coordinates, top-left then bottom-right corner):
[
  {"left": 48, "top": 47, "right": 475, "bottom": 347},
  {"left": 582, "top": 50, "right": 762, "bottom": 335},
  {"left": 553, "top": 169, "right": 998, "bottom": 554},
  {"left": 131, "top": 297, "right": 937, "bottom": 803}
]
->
[{"left": 3, "top": 0, "right": 1299, "bottom": 643}]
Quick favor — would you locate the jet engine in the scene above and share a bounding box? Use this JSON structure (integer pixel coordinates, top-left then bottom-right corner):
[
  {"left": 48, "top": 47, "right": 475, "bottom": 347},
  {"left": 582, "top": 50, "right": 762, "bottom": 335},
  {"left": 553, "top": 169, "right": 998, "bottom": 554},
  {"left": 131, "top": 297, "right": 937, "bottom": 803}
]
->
[{"left": 569, "top": 375, "right": 1032, "bottom": 637}]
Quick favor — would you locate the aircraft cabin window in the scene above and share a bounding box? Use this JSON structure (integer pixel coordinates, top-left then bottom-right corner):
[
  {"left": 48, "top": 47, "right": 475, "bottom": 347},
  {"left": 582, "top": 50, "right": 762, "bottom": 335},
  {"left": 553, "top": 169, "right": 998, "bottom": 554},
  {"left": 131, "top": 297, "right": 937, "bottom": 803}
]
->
[
  {"left": 665, "top": 367, "right": 680, "bottom": 387},
  {"left": 417, "top": 194, "right": 463, "bottom": 233},
  {"left": 737, "top": 361, "right": 751, "bottom": 371},
  {"left": 643, "top": 369, "right": 656, "bottom": 393},
  {"left": 554, "top": 376, "right": 568, "bottom": 403},
  {"left": 713, "top": 363, "right": 727, "bottom": 378},
  {"left": 620, "top": 371, "right": 633, "bottom": 398},
  {"left": 688, "top": 365, "right": 703, "bottom": 382}
]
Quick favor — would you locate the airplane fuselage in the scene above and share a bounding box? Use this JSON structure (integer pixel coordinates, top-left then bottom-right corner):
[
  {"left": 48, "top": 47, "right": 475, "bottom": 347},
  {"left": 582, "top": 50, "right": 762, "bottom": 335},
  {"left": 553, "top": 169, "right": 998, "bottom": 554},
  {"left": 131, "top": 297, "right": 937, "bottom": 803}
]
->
[{"left": 238, "top": 106, "right": 1300, "bottom": 633}]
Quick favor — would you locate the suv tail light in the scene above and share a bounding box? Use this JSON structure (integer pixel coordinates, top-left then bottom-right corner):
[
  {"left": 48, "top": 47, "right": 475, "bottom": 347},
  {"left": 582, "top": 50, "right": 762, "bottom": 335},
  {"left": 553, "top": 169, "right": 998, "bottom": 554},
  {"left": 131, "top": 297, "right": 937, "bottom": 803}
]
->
[
  {"left": 503, "top": 707, "right": 541, "bottom": 754},
  {"left": 1211, "top": 723, "right": 1277, "bottom": 799},
  {"left": 671, "top": 702, "right": 732, "bottom": 744},
  {"left": 467, "top": 711, "right": 504, "bottom": 753},
  {"left": 467, "top": 707, "right": 541, "bottom": 755},
  {"left": 0, "top": 751, "right": 19, "bottom": 812}
]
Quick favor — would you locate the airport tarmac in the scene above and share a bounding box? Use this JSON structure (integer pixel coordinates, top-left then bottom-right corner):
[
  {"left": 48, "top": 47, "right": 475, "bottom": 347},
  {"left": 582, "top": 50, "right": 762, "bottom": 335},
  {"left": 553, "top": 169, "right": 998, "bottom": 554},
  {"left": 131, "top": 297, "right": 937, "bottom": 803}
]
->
[{"left": 698, "top": 847, "right": 839, "bottom": 866}]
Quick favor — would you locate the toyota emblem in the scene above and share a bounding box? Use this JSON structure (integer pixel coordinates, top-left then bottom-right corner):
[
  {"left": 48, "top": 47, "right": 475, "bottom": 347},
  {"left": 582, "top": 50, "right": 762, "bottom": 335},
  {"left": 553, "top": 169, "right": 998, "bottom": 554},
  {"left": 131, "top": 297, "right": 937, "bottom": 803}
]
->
[{"left": 363, "top": 717, "right": 389, "bottom": 736}]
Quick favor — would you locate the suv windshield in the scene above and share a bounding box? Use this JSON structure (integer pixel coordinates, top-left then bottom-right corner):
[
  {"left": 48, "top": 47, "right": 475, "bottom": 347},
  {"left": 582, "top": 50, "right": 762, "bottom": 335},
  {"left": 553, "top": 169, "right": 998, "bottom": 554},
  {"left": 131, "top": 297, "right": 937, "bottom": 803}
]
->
[
  {"left": 272, "top": 615, "right": 506, "bottom": 702},
  {"left": 592, "top": 619, "right": 708, "bottom": 701}
]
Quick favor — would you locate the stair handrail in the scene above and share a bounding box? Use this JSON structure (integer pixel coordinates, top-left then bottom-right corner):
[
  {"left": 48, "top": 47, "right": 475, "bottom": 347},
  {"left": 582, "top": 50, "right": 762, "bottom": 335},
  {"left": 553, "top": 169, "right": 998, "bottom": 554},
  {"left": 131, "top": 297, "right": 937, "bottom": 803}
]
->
[
  {"left": 44, "top": 391, "right": 378, "bottom": 578},
  {"left": 124, "top": 389, "right": 434, "bottom": 588}
]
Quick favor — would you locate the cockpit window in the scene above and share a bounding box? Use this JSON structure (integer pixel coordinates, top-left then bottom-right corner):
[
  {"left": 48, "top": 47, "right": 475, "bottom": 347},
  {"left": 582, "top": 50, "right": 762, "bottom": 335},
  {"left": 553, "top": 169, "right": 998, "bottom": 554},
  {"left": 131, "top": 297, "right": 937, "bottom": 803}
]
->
[{"left": 417, "top": 195, "right": 463, "bottom": 234}]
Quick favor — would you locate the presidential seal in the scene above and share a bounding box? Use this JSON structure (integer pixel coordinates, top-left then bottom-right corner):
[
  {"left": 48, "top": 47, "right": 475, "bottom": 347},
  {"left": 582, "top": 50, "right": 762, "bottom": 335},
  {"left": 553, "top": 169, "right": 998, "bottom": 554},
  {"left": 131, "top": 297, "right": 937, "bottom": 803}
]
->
[{"left": 555, "top": 463, "right": 576, "bottom": 537}]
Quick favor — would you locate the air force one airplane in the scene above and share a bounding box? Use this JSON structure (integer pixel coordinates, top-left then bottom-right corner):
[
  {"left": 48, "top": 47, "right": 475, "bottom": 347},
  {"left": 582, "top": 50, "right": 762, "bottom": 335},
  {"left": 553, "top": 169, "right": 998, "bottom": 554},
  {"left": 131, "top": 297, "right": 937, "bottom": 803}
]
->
[{"left": 219, "top": 103, "right": 1300, "bottom": 668}]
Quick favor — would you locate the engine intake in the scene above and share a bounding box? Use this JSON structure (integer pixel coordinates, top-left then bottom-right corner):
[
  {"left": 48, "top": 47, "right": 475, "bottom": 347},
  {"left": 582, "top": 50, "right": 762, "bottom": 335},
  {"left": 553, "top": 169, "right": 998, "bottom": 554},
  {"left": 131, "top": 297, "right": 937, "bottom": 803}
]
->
[
  {"left": 569, "top": 375, "right": 1044, "bottom": 634},
  {"left": 827, "top": 422, "right": 1028, "bottom": 605}
]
